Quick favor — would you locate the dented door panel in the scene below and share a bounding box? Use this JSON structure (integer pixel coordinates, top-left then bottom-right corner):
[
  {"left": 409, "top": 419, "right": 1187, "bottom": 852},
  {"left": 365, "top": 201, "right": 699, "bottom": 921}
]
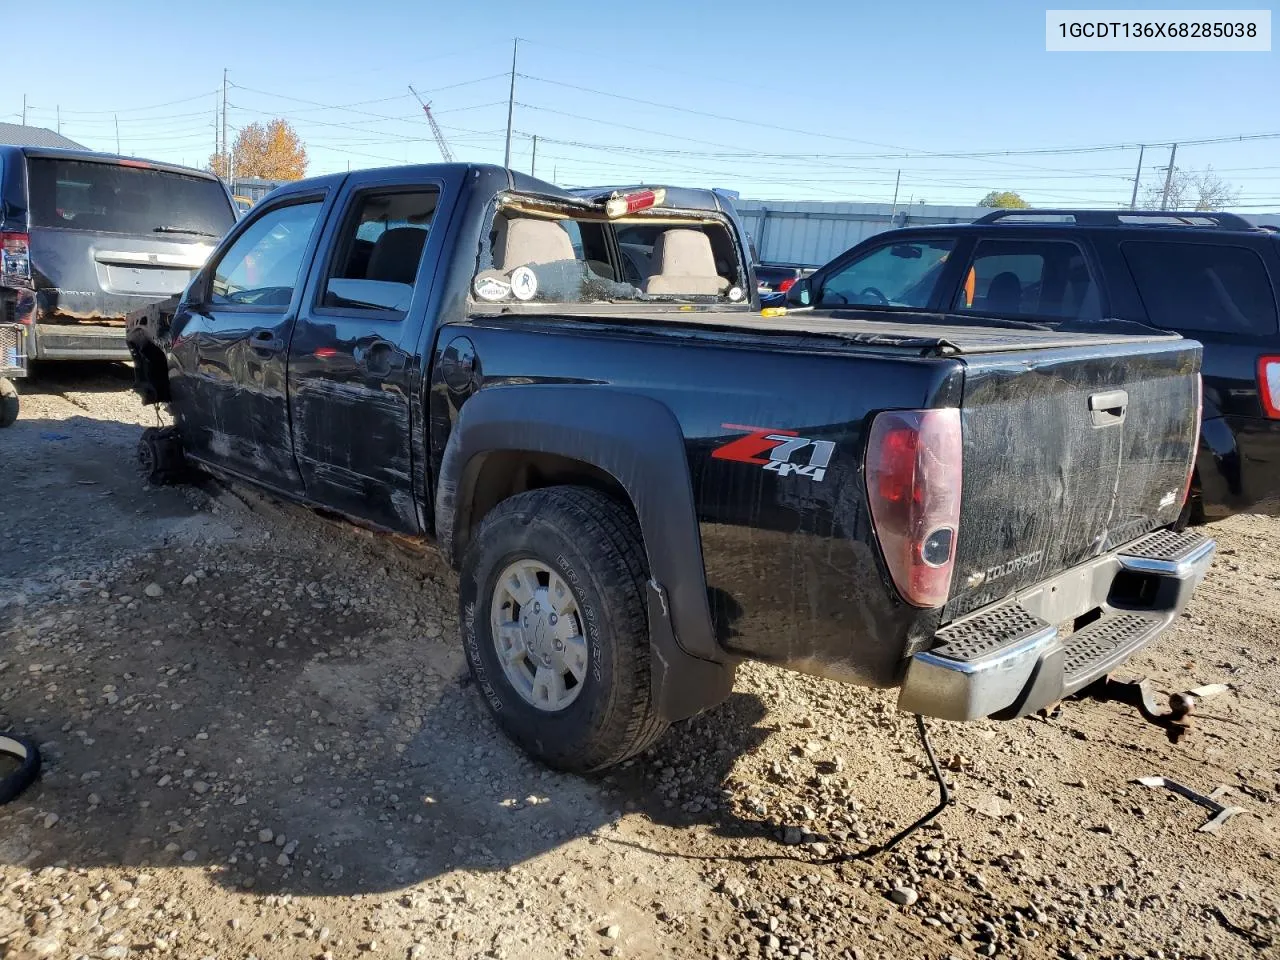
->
[
  {"left": 170, "top": 304, "right": 302, "bottom": 492},
  {"left": 286, "top": 169, "right": 464, "bottom": 533}
]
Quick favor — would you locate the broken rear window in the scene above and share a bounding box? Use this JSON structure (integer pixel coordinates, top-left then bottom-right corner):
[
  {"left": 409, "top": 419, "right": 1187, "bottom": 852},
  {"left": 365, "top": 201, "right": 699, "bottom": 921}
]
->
[{"left": 472, "top": 199, "right": 746, "bottom": 307}]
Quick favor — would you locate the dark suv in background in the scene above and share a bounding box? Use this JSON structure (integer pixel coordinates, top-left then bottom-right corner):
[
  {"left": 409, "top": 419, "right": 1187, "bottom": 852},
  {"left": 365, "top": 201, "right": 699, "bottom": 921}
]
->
[
  {"left": 786, "top": 209, "right": 1280, "bottom": 521},
  {"left": 1, "top": 147, "right": 236, "bottom": 362}
]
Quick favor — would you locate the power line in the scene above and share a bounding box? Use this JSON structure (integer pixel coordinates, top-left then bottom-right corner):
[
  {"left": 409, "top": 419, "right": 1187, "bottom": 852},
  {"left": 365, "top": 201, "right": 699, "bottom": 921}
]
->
[
  {"left": 40, "top": 90, "right": 220, "bottom": 116},
  {"left": 517, "top": 74, "right": 1280, "bottom": 165},
  {"left": 228, "top": 101, "right": 502, "bottom": 144},
  {"left": 230, "top": 75, "right": 508, "bottom": 124}
]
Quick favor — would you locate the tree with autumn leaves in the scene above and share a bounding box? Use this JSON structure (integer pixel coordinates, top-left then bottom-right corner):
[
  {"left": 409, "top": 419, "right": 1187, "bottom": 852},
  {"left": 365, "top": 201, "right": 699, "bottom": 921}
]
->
[{"left": 209, "top": 119, "right": 308, "bottom": 182}]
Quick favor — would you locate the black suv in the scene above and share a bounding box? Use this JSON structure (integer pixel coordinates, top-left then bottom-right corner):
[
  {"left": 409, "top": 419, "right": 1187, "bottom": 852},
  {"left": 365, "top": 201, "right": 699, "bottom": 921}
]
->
[
  {"left": 1, "top": 147, "right": 236, "bottom": 361},
  {"left": 786, "top": 209, "right": 1280, "bottom": 521}
]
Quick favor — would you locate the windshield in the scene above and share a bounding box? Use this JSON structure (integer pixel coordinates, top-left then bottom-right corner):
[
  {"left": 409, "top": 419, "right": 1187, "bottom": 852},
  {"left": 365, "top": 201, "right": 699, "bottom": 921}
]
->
[
  {"left": 473, "top": 204, "right": 746, "bottom": 307},
  {"left": 28, "top": 158, "right": 236, "bottom": 239},
  {"left": 818, "top": 239, "right": 955, "bottom": 309}
]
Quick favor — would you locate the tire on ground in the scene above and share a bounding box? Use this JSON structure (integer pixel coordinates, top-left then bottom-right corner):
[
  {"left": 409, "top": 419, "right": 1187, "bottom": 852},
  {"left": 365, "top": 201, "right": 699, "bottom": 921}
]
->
[
  {"left": 0, "top": 378, "right": 18, "bottom": 429},
  {"left": 458, "top": 485, "right": 667, "bottom": 772}
]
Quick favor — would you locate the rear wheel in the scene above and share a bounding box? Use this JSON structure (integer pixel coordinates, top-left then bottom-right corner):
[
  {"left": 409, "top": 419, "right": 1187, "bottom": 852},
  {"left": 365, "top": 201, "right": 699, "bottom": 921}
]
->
[
  {"left": 458, "top": 486, "right": 667, "bottom": 772},
  {"left": 0, "top": 378, "right": 18, "bottom": 429}
]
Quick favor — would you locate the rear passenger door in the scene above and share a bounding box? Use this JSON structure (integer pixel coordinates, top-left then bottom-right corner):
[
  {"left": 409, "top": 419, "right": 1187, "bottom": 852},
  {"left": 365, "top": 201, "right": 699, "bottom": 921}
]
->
[
  {"left": 950, "top": 236, "right": 1104, "bottom": 321},
  {"left": 286, "top": 171, "right": 456, "bottom": 533}
]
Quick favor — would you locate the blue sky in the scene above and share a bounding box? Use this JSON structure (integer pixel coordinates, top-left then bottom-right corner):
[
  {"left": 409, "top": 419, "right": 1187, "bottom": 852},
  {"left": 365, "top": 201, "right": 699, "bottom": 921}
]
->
[{"left": 8, "top": 0, "right": 1278, "bottom": 207}]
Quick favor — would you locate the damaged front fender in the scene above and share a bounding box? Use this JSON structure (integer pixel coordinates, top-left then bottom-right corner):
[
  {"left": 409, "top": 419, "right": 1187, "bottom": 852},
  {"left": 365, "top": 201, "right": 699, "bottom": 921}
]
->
[{"left": 125, "top": 293, "right": 181, "bottom": 405}]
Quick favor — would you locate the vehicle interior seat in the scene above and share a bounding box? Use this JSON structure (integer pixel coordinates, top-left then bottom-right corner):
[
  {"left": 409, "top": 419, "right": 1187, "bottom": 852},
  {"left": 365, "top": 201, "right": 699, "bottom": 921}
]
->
[
  {"left": 366, "top": 227, "right": 427, "bottom": 285},
  {"left": 645, "top": 229, "right": 728, "bottom": 296},
  {"left": 983, "top": 271, "right": 1023, "bottom": 314},
  {"left": 493, "top": 216, "right": 576, "bottom": 271}
]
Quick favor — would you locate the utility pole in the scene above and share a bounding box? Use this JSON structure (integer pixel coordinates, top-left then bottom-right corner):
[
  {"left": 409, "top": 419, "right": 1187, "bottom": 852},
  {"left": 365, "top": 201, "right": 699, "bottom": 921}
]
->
[
  {"left": 504, "top": 38, "right": 518, "bottom": 168},
  {"left": 1129, "top": 144, "right": 1145, "bottom": 210},
  {"left": 56, "top": 105, "right": 60, "bottom": 135},
  {"left": 21, "top": 94, "right": 26, "bottom": 126},
  {"left": 531, "top": 135, "right": 538, "bottom": 178},
  {"left": 114, "top": 114, "right": 120, "bottom": 154},
  {"left": 890, "top": 169, "right": 901, "bottom": 219},
  {"left": 1160, "top": 143, "right": 1178, "bottom": 211},
  {"left": 222, "top": 68, "right": 230, "bottom": 187}
]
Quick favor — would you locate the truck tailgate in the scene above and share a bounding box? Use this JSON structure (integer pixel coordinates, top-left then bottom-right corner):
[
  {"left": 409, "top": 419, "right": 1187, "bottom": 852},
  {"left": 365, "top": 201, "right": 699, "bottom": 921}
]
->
[{"left": 945, "top": 338, "right": 1200, "bottom": 622}]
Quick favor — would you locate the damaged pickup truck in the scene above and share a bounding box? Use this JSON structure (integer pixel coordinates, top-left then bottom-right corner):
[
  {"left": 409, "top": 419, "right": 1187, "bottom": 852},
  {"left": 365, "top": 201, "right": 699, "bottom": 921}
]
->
[{"left": 128, "top": 163, "right": 1216, "bottom": 772}]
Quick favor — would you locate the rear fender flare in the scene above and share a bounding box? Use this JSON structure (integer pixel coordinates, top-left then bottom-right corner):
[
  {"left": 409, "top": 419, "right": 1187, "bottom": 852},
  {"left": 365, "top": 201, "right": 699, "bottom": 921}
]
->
[{"left": 435, "top": 385, "right": 719, "bottom": 662}]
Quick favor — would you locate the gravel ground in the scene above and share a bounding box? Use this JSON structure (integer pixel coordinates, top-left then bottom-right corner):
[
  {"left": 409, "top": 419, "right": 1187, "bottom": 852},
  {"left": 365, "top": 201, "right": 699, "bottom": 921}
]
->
[{"left": 1, "top": 367, "right": 1277, "bottom": 960}]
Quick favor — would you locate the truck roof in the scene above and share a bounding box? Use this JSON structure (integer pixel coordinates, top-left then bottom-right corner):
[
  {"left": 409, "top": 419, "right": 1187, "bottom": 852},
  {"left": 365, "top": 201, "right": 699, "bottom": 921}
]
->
[{"left": 259, "top": 165, "right": 741, "bottom": 217}]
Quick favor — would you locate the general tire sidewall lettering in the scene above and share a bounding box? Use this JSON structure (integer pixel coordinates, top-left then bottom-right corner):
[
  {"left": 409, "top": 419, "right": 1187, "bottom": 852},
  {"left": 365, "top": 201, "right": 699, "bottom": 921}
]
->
[{"left": 557, "top": 553, "right": 603, "bottom": 683}]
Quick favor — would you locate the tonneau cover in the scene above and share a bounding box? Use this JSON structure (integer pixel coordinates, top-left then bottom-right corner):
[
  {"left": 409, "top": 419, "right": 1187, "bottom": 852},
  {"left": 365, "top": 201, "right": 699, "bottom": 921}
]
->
[{"left": 481, "top": 304, "right": 1184, "bottom": 357}]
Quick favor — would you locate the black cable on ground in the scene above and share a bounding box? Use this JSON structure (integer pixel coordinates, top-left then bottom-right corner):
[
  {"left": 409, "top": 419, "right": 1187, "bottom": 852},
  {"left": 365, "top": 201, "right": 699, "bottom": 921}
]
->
[
  {"left": 0, "top": 733, "right": 41, "bottom": 805},
  {"left": 846, "top": 714, "right": 952, "bottom": 860}
]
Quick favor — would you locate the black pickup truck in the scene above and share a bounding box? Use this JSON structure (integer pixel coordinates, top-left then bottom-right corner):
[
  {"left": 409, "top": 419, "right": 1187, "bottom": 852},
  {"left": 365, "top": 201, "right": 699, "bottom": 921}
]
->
[{"left": 128, "top": 164, "right": 1215, "bottom": 772}]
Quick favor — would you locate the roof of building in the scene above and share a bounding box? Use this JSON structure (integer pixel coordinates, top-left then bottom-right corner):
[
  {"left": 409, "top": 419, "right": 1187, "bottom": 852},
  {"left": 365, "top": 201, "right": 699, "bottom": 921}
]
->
[{"left": 0, "top": 123, "right": 87, "bottom": 150}]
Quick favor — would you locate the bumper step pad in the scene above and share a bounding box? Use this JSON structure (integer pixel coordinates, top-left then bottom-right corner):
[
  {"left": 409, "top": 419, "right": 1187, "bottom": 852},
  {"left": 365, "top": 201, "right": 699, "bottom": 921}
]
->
[
  {"left": 1062, "top": 613, "right": 1161, "bottom": 691},
  {"left": 1119, "top": 527, "right": 1214, "bottom": 564},
  {"left": 932, "top": 603, "right": 1051, "bottom": 662}
]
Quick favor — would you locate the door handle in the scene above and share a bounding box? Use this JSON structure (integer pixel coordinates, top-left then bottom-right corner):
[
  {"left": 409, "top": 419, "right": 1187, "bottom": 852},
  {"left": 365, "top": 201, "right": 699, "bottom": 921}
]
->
[
  {"left": 1089, "top": 389, "right": 1128, "bottom": 427},
  {"left": 248, "top": 328, "right": 282, "bottom": 354}
]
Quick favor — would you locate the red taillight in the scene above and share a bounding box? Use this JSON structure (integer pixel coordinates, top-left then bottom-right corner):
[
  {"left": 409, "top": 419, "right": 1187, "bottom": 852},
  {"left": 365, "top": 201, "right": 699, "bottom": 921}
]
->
[
  {"left": 1, "top": 231, "right": 31, "bottom": 286},
  {"left": 866, "top": 408, "right": 963, "bottom": 608},
  {"left": 1258, "top": 356, "right": 1280, "bottom": 419},
  {"left": 605, "top": 188, "right": 666, "bottom": 218},
  {"left": 778, "top": 277, "right": 796, "bottom": 293}
]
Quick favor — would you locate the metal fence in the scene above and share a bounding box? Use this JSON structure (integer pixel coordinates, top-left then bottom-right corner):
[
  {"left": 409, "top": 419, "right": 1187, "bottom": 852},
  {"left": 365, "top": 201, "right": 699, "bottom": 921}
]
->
[{"left": 736, "top": 200, "right": 1280, "bottom": 268}]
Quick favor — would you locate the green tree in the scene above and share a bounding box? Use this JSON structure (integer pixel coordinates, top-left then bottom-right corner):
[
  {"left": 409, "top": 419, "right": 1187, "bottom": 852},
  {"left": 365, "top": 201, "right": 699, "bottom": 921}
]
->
[{"left": 978, "top": 190, "right": 1030, "bottom": 209}]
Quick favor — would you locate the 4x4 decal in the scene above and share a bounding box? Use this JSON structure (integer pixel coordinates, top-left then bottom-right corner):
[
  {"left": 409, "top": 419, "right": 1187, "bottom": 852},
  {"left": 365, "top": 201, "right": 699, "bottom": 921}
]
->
[{"left": 712, "top": 424, "right": 835, "bottom": 481}]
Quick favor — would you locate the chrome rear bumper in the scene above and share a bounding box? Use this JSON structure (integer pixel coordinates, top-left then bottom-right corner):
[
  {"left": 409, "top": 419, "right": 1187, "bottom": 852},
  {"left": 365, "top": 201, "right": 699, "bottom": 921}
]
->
[{"left": 898, "top": 528, "right": 1215, "bottom": 721}]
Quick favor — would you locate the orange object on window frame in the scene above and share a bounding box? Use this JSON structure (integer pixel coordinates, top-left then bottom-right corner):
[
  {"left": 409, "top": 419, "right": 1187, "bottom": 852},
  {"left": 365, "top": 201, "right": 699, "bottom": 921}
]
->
[{"left": 963, "top": 266, "right": 976, "bottom": 308}]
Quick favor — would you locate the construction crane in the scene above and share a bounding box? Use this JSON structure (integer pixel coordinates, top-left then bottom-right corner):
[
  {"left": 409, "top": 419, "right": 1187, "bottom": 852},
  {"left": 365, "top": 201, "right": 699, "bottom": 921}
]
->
[{"left": 408, "top": 85, "right": 454, "bottom": 163}]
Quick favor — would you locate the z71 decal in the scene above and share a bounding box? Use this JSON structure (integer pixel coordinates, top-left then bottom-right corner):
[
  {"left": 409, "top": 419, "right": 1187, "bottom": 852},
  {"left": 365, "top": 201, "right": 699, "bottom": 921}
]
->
[{"left": 712, "top": 424, "right": 835, "bottom": 481}]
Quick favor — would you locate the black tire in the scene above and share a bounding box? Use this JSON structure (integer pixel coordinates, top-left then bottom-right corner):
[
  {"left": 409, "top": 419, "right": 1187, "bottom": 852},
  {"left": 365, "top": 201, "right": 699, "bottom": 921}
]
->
[
  {"left": 459, "top": 486, "right": 667, "bottom": 772},
  {"left": 138, "top": 425, "right": 187, "bottom": 486},
  {"left": 0, "top": 378, "right": 18, "bottom": 429},
  {"left": 0, "top": 733, "right": 41, "bottom": 805}
]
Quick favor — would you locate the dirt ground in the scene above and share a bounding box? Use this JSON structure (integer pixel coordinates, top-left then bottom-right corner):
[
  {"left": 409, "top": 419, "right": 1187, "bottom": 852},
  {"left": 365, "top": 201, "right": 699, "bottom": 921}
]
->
[{"left": 1, "top": 366, "right": 1277, "bottom": 960}]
